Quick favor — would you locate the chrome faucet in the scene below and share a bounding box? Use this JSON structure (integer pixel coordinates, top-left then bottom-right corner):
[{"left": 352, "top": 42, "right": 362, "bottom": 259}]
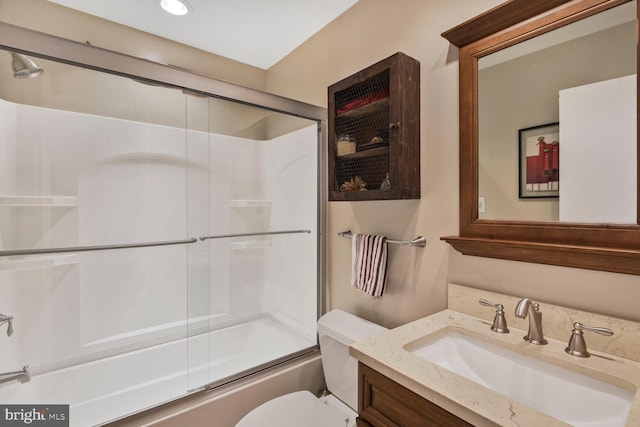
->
[{"left": 514, "top": 298, "right": 547, "bottom": 345}]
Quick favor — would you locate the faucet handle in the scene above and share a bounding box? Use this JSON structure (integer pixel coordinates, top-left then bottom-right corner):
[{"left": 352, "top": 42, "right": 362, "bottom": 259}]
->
[
  {"left": 565, "top": 322, "right": 613, "bottom": 358},
  {"left": 478, "top": 299, "right": 509, "bottom": 333}
]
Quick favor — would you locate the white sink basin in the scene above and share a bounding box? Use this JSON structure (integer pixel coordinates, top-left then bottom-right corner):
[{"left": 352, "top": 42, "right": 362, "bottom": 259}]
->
[{"left": 408, "top": 331, "right": 634, "bottom": 427}]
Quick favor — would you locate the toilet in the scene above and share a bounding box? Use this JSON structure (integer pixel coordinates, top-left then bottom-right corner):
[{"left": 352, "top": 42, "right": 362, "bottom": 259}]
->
[{"left": 235, "top": 309, "right": 388, "bottom": 427}]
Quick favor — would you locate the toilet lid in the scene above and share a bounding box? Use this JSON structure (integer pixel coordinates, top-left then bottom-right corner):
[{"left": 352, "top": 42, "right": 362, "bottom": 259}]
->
[{"left": 235, "top": 391, "right": 348, "bottom": 427}]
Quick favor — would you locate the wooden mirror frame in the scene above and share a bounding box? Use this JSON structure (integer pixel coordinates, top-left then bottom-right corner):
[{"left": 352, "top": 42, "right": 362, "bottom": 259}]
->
[{"left": 441, "top": 0, "right": 640, "bottom": 275}]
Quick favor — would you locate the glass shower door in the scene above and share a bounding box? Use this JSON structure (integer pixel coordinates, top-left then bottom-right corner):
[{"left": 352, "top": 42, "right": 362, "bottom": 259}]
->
[
  {"left": 0, "top": 53, "right": 198, "bottom": 426},
  {"left": 0, "top": 43, "right": 323, "bottom": 425},
  {"left": 204, "top": 99, "right": 319, "bottom": 385}
]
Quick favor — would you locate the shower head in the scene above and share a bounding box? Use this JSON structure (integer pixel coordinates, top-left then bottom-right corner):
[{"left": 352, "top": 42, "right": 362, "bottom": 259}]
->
[{"left": 10, "top": 52, "right": 44, "bottom": 79}]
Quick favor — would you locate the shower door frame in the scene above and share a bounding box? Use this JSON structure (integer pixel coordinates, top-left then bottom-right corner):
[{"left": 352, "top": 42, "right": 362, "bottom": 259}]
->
[{"left": 0, "top": 19, "right": 327, "bottom": 390}]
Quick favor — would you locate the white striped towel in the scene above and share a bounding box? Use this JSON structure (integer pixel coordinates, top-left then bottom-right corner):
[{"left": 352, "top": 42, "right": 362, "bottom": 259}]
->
[{"left": 351, "top": 234, "right": 388, "bottom": 298}]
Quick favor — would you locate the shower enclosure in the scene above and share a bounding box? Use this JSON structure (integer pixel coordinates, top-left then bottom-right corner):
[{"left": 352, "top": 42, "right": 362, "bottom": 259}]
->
[{"left": 0, "top": 23, "right": 325, "bottom": 427}]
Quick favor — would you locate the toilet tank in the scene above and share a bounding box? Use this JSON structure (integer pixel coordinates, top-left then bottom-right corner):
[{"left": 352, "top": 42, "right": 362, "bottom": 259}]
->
[{"left": 317, "top": 310, "right": 388, "bottom": 411}]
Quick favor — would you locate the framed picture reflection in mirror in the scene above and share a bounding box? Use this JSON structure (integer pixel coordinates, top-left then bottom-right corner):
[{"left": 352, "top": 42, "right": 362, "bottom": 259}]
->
[{"left": 519, "top": 122, "right": 559, "bottom": 198}]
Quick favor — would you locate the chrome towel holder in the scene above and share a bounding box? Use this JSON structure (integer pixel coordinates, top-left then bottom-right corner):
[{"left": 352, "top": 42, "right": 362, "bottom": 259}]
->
[{"left": 338, "top": 230, "right": 426, "bottom": 247}]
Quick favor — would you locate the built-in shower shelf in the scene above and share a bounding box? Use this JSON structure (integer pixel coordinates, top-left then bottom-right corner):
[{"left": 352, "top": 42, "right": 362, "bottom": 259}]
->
[
  {"left": 0, "top": 254, "right": 78, "bottom": 271},
  {"left": 0, "top": 195, "right": 78, "bottom": 207},
  {"left": 229, "top": 199, "right": 272, "bottom": 208},
  {"left": 230, "top": 240, "right": 272, "bottom": 250}
]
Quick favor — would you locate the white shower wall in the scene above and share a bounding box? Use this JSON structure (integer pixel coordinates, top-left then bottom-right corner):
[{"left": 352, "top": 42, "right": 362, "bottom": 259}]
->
[
  {"left": 262, "top": 126, "right": 318, "bottom": 334},
  {"left": 207, "top": 124, "right": 318, "bottom": 337}
]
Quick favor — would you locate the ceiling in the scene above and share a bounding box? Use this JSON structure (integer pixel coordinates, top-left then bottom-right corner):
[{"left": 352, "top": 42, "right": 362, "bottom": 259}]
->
[{"left": 48, "top": 0, "right": 359, "bottom": 70}]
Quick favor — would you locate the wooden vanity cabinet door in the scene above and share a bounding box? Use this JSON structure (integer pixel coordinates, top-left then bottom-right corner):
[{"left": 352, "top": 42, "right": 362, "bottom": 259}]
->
[{"left": 357, "top": 363, "right": 473, "bottom": 427}]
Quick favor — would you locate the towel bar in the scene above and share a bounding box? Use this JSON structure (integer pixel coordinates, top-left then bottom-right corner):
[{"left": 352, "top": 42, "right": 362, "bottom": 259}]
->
[{"left": 338, "top": 230, "right": 426, "bottom": 247}]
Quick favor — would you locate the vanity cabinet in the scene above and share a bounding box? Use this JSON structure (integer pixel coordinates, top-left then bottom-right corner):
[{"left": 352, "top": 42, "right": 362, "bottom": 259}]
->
[
  {"left": 357, "top": 363, "right": 473, "bottom": 427},
  {"left": 328, "top": 52, "right": 420, "bottom": 201}
]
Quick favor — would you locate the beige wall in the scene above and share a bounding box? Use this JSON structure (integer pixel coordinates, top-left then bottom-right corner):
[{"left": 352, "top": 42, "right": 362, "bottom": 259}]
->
[
  {"left": 3, "top": 0, "right": 640, "bottom": 330},
  {"left": 267, "top": 0, "right": 640, "bottom": 327}
]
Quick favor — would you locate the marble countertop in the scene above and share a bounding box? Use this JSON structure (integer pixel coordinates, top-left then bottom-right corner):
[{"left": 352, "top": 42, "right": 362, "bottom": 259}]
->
[{"left": 350, "top": 309, "right": 640, "bottom": 427}]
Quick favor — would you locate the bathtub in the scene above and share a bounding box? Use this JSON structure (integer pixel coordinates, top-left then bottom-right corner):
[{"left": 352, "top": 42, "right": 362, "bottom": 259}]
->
[{"left": 0, "top": 313, "right": 316, "bottom": 427}]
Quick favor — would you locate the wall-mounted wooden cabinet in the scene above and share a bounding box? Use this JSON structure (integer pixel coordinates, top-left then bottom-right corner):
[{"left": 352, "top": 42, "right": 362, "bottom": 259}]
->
[{"left": 328, "top": 52, "right": 420, "bottom": 201}]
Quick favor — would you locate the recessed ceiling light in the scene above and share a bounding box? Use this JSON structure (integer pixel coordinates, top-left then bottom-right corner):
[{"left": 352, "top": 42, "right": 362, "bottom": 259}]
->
[{"left": 160, "top": 0, "right": 190, "bottom": 16}]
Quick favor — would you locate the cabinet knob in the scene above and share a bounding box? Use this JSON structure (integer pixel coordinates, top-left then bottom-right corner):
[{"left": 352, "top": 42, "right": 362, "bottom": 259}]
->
[{"left": 389, "top": 121, "right": 400, "bottom": 129}]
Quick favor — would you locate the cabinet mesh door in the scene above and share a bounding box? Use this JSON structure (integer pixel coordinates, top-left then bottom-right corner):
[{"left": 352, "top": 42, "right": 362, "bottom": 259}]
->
[{"left": 333, "top": 70, "right": 391, "bottom": 193}]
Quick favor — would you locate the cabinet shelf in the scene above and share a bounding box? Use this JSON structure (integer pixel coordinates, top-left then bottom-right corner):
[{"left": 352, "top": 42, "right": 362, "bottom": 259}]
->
[
  {"left": 0, "top": 195, "right": 78, "bottom": 207},
  {"left": 335, "top": 147, "right": 390, "bottom": 194},
  {"left": 328, "top": 52, "right": 420, "bottom": 201}
]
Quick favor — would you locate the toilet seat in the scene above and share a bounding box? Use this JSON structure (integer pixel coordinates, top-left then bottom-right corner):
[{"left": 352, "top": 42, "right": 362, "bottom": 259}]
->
[{"left": 235, "top": 391, "right": 349, "bottom": 427}]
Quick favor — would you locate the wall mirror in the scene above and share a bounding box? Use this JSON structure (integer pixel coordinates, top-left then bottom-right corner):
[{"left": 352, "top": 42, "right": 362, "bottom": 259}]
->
[{"left": 441, "top": 0, "right": 640, "bottom": 275}]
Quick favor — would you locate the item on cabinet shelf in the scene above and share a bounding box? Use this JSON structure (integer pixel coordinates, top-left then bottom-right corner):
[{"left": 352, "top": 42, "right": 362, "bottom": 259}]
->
[
  {"left": 336, "top": 134, "right": 357, "bottom": 156},
  {"left": 357, "top": 129, "right": 390, "bottom": 152},
  {"left": 351, "top": 234, "right": 388, "bottom": 298},
  {"left": 340, "top": 176, "right": 367, "bottom": 192},
  {"left": 337, "top": 88, "right": 389, "bottom": 115},
  {"left": 379, "top": 173, "right": 391, "bottom": 191}
]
